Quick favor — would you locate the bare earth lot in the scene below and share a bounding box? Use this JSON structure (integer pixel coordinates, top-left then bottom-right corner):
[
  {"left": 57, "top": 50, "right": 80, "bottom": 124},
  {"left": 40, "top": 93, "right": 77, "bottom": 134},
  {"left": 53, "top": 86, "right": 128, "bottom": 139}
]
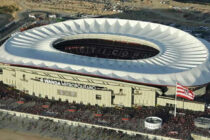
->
[
  {"left": 0, "top": 0, "right": 209, "bottom": 28},
  {"left": 0, "top": 129, "right": 60, "bottom": 140}
]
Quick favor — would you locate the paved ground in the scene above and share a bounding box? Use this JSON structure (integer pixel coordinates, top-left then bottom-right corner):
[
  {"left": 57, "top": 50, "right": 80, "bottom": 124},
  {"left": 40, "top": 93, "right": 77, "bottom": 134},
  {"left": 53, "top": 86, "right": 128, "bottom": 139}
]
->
[{"left": 0, "top": 14, "right": 12, "bottom": 27}]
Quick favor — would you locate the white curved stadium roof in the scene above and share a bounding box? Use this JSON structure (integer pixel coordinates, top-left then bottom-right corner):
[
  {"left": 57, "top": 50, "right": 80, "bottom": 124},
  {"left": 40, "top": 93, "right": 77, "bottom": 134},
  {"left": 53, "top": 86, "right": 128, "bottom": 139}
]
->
[{"left": 0, "top": 18, "right": 210, "bottom": 86}]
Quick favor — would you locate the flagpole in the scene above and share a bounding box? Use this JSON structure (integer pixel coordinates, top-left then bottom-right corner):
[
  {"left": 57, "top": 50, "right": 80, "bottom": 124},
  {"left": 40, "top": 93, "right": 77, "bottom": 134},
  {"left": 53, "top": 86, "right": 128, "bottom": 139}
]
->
[{"left": 174, "top": 82, "right": 177, "bottom": 117}]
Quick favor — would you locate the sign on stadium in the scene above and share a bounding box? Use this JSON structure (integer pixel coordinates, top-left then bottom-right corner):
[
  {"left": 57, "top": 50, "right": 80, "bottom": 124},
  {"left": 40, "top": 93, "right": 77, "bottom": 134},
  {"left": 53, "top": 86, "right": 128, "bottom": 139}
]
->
[{"left": 34, "top": 77, "right": 103, "bottom": 90}]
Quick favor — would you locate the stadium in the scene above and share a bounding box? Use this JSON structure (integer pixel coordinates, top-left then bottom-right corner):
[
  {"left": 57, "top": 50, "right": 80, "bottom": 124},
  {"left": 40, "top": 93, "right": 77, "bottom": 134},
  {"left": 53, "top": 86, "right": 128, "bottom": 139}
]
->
[{"left": 0, "top": 18, "right": 210, "bottom": 111}]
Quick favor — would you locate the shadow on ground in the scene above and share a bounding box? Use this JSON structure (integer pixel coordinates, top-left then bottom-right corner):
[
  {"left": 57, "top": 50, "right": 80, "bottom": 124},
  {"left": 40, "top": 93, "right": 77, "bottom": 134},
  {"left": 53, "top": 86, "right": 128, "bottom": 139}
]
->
[{"left": 173, "top": 0, "right": 210, "bottom": 5}]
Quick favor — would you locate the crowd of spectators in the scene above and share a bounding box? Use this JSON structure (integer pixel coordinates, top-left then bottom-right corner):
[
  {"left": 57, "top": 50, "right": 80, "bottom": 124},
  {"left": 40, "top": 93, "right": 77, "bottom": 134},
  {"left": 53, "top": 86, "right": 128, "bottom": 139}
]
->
[
  {"left": 0, "top": 82, "right": 210, "bottom": 139},
  {"left": 0, "top": 112, "right": 149, "bottom": 140},
  {"left": 54, "top": 39, "right": 159, "bottom": 60}
]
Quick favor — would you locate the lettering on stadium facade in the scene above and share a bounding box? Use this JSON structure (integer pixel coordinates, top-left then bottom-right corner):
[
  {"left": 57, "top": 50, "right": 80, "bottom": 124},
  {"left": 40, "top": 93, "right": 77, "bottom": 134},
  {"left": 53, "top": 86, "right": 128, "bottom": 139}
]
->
[{"left": 32, "top": 77, "right": 104, "bottom": 90}]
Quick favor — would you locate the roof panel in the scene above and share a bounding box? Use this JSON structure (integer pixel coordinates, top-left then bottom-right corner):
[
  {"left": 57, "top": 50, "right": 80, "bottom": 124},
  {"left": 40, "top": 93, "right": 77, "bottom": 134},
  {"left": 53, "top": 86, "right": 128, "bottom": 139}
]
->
[{"left": 0, "top": 18, "right": 210, "bottom": 86}]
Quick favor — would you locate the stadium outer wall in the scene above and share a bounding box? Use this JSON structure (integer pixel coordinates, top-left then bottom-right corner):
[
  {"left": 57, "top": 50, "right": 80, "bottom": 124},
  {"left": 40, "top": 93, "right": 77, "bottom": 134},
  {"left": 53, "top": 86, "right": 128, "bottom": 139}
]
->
[{"left": 0, "top": 64, "right": 205, "bottom": 112}]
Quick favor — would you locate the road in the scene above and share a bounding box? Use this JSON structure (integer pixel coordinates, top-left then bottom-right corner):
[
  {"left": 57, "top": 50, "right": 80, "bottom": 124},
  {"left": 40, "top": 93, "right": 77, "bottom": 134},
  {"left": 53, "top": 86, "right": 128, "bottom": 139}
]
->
[
  {"left": 0, "top": 18, "right": 31, "bottom": 45},
  {"left": 0, "top": 10, "right": 35, "bottom": 45},
  {"left": 0, "top": 9, "right": 76, "bottom": 45},
  {"left": 0, "top": 14, "right": 12, "bottom": 27}
]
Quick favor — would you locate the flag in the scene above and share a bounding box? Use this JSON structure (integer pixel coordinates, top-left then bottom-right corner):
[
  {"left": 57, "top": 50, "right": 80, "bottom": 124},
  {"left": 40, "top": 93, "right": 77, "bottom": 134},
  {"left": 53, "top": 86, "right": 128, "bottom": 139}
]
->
[{"left": 176, "top": 83, "right": 195, "bottom": 100}]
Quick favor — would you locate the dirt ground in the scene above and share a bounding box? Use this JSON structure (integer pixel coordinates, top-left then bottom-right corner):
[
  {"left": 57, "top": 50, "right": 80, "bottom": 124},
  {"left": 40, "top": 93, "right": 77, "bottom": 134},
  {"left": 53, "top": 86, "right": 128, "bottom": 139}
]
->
[
  {"left": 0, "top": 0, "right": 209, "bottom": 28},
  {"left": 0, "top": 129, "right": 61, "bottom": 140},
  {"left": 0, "top": 0, "right": 21, "bottom": 18},
  {"left": 0, "top": 0, "right": 18, "bottom": 8}
]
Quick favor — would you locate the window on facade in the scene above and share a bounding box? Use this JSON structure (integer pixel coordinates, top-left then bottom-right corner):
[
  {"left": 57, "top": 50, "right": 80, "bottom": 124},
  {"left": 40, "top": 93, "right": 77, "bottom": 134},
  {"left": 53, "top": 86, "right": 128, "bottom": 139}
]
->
[
  {"left": 171, "top": 104, "right": 175, "bottom": 107},
  {"left": 119, "top": 89, "right": 123, "bottom": 95},
  {"left": 23, "top": 74, "right": 26, "bottom": 80},
  {"left": 22, "top": 74, "right": 28, "bottom": 82},
  {"left": 0, "top": 69, "right": 2, "bottom": 74},
  {"left": 96, "top": 94, "right": 102, "bottom": 100}
]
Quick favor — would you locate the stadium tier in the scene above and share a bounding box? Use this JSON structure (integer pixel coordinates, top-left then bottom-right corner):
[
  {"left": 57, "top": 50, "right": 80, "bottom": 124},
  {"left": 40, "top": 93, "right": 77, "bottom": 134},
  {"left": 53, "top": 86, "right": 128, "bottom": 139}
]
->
[{"left": 0, "top": 18, "right": 209, "bottom": 110}]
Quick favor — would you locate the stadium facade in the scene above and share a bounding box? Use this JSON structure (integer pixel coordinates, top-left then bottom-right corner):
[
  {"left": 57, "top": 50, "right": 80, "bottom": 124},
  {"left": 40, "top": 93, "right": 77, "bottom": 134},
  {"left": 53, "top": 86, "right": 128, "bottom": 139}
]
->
[{"left": 0, "top": 18, "right": 209, "bottom": 111}]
